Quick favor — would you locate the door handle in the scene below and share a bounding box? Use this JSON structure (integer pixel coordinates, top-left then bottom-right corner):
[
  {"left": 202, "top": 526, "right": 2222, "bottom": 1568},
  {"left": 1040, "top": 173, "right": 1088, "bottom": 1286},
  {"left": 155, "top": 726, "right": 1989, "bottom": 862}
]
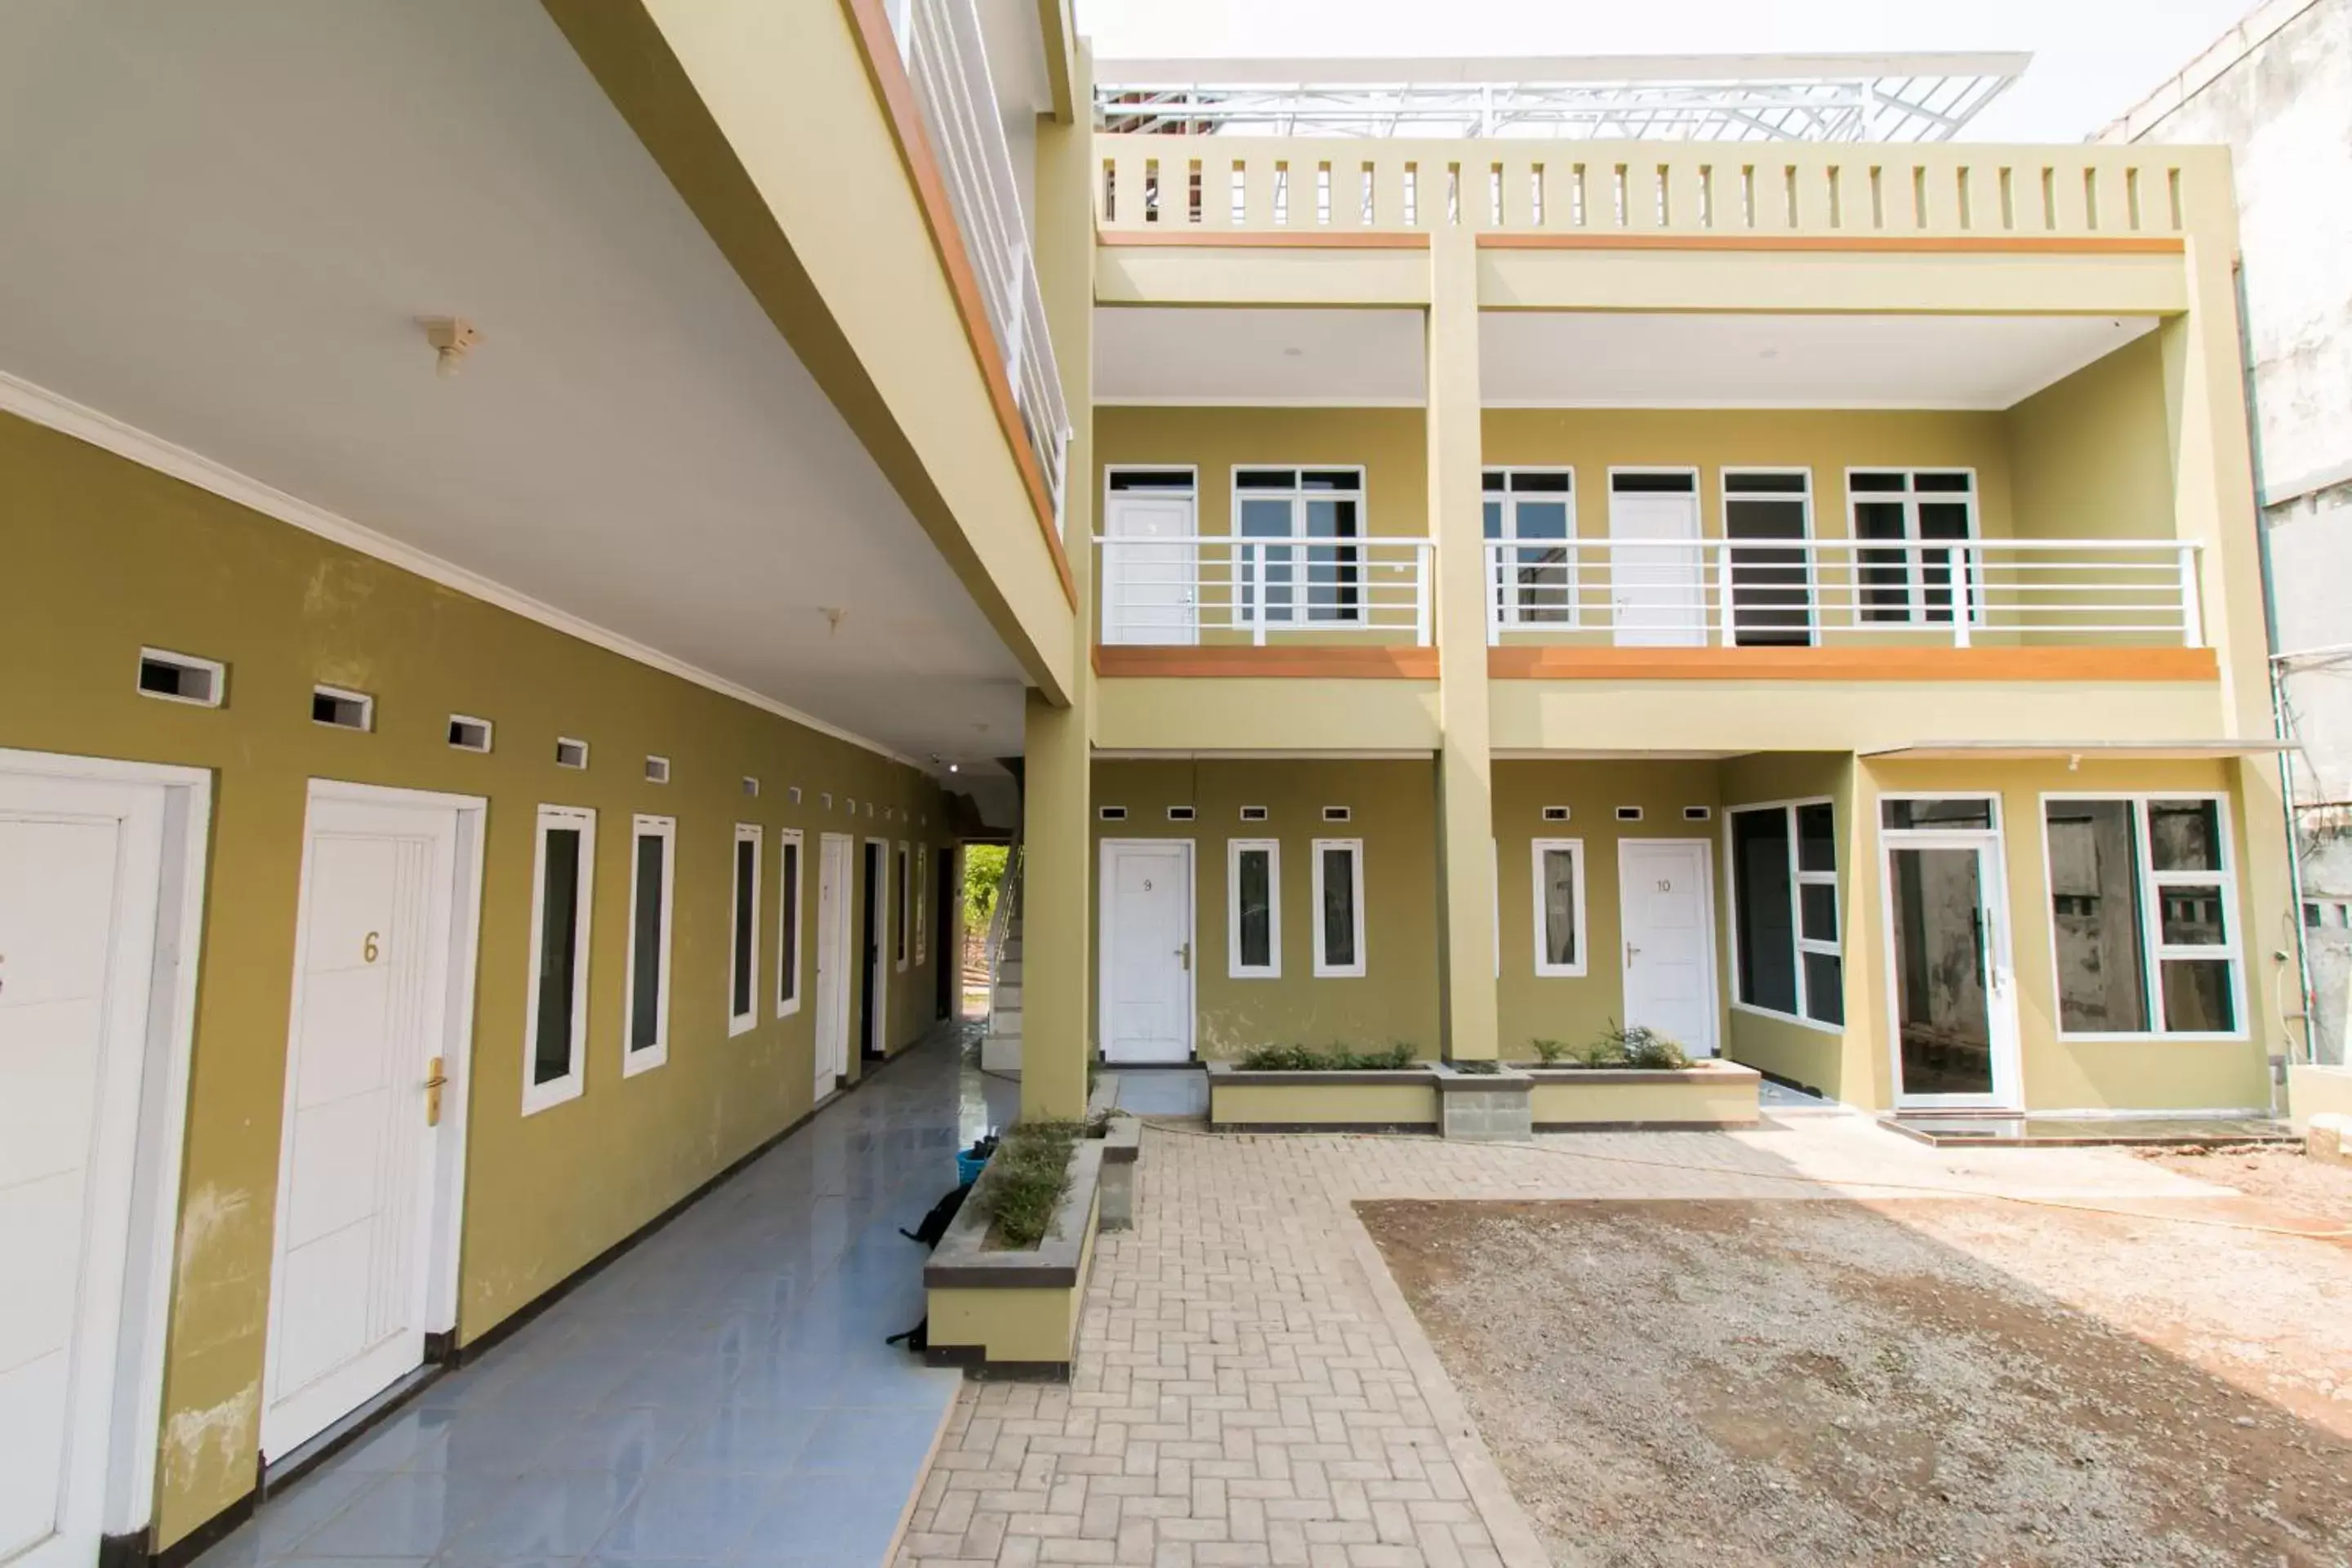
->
[
  {"left": 424, "top": 1055, "right": 448, "bottom": 1127},
  {"left": 1178, "top": 941, "right": 1191, "bottom": 972},
  {"left": 1624, "top": 941, "right": 1641, "bottom": 965}
]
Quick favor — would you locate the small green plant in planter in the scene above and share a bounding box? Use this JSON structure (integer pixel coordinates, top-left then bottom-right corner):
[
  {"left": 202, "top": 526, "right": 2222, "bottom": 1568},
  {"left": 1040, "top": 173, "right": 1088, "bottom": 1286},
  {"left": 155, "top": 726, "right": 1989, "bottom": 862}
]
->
[
  {"left": 1237, "top": 1042, "right": 1419, "bottom": 1071},
  {"left": 978, "top": 1118, "right": 1084, "bottom": 1249},
  {"left": 1448, "top": 1058, "right": 1503, "bottom": 1075},
  {"left": 1588, "top": 1020, "right": 1690, "bottom": 1071},
  {"left": 1530, "top": 1038, "right": 1572, "bottom": 1066}
]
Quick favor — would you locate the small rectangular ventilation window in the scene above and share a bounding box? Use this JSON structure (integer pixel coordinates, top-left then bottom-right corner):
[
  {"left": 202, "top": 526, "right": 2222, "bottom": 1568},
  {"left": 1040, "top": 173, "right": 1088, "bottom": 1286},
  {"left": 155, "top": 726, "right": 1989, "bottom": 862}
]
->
[
  {"left": 1684, "top": 805, "right": 1713, "bottom": 822},
  {"left": 448, "top": 715, "right": 492, "bottom": 753},
  {"left": 555, "top": 737, "right": 590, "bottom": 770},
  {"left": 1542, "top": 805, "right": 1571, "bottom": 822},
  {"left": 645, "top": 755, "right": 670, "bottom": 784},
  {"left": 821, "top": 792, "right": 834, "bottom": 809},
  {"left": 743, "top": 777, "right": 761, "bottom": 798},
  {"left": 788, "top": 786, "right": 803, "bottom": 805},
  {"left": 137, "top": 648, "right": 224, "bottom": 707},
  {"left": 1099, "top": 806, "right": 1128, "bottom": 822},
  {"left": 1240, "top": 805, "right": 1270, "bottom": 822},
  {"left": 1322, "top": 806, "right": 1352, "bottom": 823},
  {"left": 1167, "top": 806, "right": 1196, "bottom": 822},
  {"left": 311, "top": 685, "right": 373, "bottom": 732},
  {"left": 1615, "top": 806, "right": 1643, "bottom": 822}
]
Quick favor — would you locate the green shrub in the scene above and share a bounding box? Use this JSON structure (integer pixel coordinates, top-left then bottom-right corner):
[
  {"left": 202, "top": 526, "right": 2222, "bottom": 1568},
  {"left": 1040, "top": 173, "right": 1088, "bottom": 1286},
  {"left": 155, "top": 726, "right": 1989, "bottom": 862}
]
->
[
  {"left": 1586, "top": 1020, "right": 1690, "bottom": 1071},
  {"left": 1449, "top": 1059, "right": 1501, "bottom": 1075},
  {"left": 1236, "top": 1042, "right": 1418, "bottom": 1071},
  {"left": 978, "top": 1118, "right": 1082, "bottom": 1249},
  {"left": 1529, "top": 1038, "right": 1571, "bottom": 1066}
]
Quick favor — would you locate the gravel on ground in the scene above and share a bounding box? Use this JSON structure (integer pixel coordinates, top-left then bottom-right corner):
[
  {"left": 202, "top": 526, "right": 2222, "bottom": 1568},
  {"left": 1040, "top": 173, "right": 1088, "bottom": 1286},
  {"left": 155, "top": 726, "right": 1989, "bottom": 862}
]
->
[{"left": 1360, "top": 1196, "right": 2352, "bottom": 1568}]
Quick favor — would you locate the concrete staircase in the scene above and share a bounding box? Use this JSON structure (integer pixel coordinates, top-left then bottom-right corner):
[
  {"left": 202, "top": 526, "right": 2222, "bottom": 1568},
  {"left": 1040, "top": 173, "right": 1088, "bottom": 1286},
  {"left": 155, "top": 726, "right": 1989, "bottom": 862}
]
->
[{"left": 979, "top": 848, "right": 1023, "bottom": 1073}]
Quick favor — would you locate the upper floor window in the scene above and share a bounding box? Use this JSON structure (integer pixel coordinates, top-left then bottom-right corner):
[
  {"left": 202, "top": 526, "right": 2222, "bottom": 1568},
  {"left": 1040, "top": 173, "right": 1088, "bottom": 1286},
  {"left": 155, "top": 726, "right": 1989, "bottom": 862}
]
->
[
  {"left": 1234, "top": 467, "right": 1363, "bottom": 626},
  {"left": 625, "top": 814, "right": 675, "bottom": 1076},
  {"left": 1849, "top": 470, "right": 1977, "bottom": 626},
  {"left": 1723, "top": 469, "right": 1814, "bottom": 648},
  {"left": 524, "top": 805, "right": 595, "bottom": 1115},
  {"left": 1484, "top": 469, "right": 1575, "bottom": 626}
]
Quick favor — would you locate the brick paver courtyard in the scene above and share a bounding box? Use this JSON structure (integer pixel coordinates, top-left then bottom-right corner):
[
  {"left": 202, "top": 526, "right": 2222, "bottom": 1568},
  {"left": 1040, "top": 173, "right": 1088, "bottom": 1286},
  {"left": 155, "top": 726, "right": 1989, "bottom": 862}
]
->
[{"left": 892, "top": 1104, "right": 2243, "bottom": 1568}]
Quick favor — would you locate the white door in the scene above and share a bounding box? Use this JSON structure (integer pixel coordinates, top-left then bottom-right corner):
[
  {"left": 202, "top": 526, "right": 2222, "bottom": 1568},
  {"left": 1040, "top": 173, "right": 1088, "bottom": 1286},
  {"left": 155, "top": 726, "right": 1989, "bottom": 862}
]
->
[
  {"left": 813, "top": 834, "right": 853, "bottom": 1095},
  {"left": 1617, "top": 840, "right": 1718, "bottom": 1056},
  {"left": 1099, "top": 841, "right": 1192, "bottom": 1063},
  {"left": 0, "top": 775, "right": 167, "bottom": 1568},
  {"left": 1610, "top": 489, "right": 1705, "bottom": 647},
  {"left": 261, "top": 794, "right": 461, "bottom": 1459},
  {"left": 1102, "top": 495, "right": 1198, "bottom": 646},
  {"left": 1882, "top": 833, "right": 2021, "bottom": 1110}
]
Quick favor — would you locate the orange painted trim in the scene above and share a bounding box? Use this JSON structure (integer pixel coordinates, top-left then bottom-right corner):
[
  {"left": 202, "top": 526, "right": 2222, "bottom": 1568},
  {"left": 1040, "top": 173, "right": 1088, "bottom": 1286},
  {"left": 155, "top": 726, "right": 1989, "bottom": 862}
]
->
[
  {"left": 1486, "top": 646, "right": 2219, "bottom": 682},
  {"left": 840, "top": 0, "right": 1077, "bottom": 612},
  {"left": 1094, "top": 645, "right": 1441, "bottom": 679},
  {"left": 1478, "top": 230, "right": 2186, "bottom": 256},
  {"left": 1095, "top": 229, "right": 1433, "bottom": 250}
]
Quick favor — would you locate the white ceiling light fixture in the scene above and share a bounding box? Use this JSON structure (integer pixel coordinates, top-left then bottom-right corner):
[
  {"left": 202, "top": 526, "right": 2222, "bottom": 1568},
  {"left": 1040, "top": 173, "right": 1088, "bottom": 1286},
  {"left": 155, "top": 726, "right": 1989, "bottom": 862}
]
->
[{"left": 419, "top": 317, "right": 483, "bottom": 378}]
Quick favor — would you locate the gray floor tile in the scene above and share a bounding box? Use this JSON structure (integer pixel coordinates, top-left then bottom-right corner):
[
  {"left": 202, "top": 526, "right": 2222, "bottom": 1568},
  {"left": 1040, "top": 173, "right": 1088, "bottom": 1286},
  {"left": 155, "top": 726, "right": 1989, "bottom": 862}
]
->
[
  {"left": 533, "top": 1406, "right": 699, "bottom": 1480},
  {"left": 788, "top": 1409, "right": 942, "bottom": 1476},
  {"left": 742, "top": 1476, "right": 908, "bottom": 1561},
  {"left": 589, "top": 1471, "right": 777, "bottom": 1559},
  {"left": 662, "top": 1407, "right": 824, "bottom": 1474},
  {"left": 284, "top": 1472, "right": 514, "bottom": 1557},
  {"left": 439, "top": 1470, "right": 643, "bottom": 1560}
]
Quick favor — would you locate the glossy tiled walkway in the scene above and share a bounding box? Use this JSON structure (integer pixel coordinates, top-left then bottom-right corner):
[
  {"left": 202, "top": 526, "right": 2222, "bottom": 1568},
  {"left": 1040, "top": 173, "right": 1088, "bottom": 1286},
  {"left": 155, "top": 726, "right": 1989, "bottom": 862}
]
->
[{"left": 198, "top": 1027, "right": 1009, "bottom": 1568}]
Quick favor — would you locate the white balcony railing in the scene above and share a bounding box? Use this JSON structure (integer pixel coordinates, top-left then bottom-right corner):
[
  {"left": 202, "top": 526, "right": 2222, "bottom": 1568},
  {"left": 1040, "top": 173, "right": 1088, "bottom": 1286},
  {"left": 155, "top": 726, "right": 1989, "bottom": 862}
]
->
[
  {"left": 1484, "top": 537, "right": 2206, "bottom": 648},
  {"left": 1096, "top": 536, "right": 1435, "bottom": 646},
  {"left": 900, "top": 0, "right": 1071, "bottom": 528}
]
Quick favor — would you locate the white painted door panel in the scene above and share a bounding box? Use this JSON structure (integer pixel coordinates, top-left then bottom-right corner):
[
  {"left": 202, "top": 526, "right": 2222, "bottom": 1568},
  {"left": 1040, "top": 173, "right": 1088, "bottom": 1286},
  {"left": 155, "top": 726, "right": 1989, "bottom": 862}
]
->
[
  {"left": 1618, "top": 840, "right": 1717, "bottom": 1056},
  {"left": 814, "top": 835, "right": 853, "bottom": 1095},
  {"left": 1610, "top": 492, "right": 1705, "bottom": 647},
  {"left": 262, "top": 799, "right": 457, "bottom": 1459},
  {"left": 0, "top": 776, "right": 166, "bottom": 1568},
  {"left": 1103, "top": 497, "right": 1198, "bottom": 646},
  {"left": 1101, "top": 843, "right": 1192, "bottom": 1063}
]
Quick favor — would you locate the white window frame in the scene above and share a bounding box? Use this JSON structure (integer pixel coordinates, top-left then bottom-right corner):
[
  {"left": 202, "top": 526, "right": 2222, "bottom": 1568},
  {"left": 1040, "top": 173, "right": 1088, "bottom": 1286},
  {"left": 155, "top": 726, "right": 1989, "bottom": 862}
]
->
[
  {"left": 1230, "top": 465, "right": 1369, "bottom": 630},
  {"left": 621, "top": 813, "right": 675, "bottom": 1077},
  {"left": 775, "top": 827, "right": 804, "bottom": 1018},
  {"left": 522, "top": 804, "right": 595, "bottom": 1115},
  {"left": 1723, "top": 797, "right": 1842, "bottom": 1036},
  {"left": 896, "top": 840, "right": 911, "bottom": 972},
  {"left": 1720, "top": 466, "right": 1819, "bottom": 647},
  {"left": 1483, "top": 466, "right": 1579, "bottom": 628},
  {"left": 1227, "top": 838, "right": 1282, "bottom": 978},
  {"left": 2038, "top": 791, "right": 2247, "bottom": 1041},
  {"left": 1843, "top": 466, "right": 1981, "bottom": 628},
  {"left": 915, "top": 844, "right": 928, "bottom": 968},
  {"left": 1311, "top": 836, "right": 1367, "bottom": 978},
  {"left": 729, "top": 822, "right": 762, "bottom": 1036},
  {"left": 1529, "top": 837, "right": 1588, "bottom": 978}
]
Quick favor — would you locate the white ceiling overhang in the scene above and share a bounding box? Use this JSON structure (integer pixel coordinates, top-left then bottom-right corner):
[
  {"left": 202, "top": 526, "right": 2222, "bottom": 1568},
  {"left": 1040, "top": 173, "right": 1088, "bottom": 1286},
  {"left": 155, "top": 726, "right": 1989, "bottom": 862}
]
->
[
  {"left": 1095, "top": 307, "right": 2159, "bottom": 411},
  {"left": 0, "top": 0, "right": 1028, "bottom": 774}
]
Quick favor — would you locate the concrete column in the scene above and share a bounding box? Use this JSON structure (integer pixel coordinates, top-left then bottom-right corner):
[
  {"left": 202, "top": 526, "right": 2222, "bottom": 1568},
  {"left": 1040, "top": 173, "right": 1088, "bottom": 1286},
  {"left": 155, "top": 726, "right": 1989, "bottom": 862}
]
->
[
  {"left": 1022, "top": 74, "right": 1097, "bottom": 1122},
  {"left": 1428, "top": 229, "right": 1499, "bottom": 1060}
]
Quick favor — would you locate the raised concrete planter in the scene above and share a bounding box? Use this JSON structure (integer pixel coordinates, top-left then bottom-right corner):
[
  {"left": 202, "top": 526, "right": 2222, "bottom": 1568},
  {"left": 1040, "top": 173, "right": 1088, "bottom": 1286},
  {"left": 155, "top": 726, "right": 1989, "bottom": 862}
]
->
[
  {"left": 1432, "top": 1063, "right": 1533, "bottom": 1141},
  {"left": 924, "top": 1141, "right": 1102, "bottom": 1379},
  {"left": 1524, "top": 1058, "right": 1762, "bottom": 1129},
  {"left": 1090, "top": 1075, "right": 1141, "bottom": 1231},
  {"left": 1205, "top": 1062, "right": 1439, "bottom": 1132}
]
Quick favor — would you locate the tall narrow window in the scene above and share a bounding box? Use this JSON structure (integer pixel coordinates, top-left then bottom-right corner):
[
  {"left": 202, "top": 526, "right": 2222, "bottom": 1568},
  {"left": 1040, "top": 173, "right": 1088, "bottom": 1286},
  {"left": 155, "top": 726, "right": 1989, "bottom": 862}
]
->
[
  {"left": 624, "top": 815, "right": 675, "bottom": 1076},
  {"left": 2045, "top": 796, "right": 2241, "bottom": 1036},
  {"left": 1850, "top": 470, "right": 1976, "bottom": 626},
  {"left": 730, "top": 824, "right": 761, "bottom": 1036},
  {"left": 1530, "top": 839, "right": 1587, "bottom": 977},
  {"left": 1228, "top": 839, "right": 1281, "bottom": 978},
  {"left": 915, "top": 845, "right": 928, "bottom": 967},
  {"left": 1730, "top": 800, "right": 1841, "bottom": 1026},
  {"left": 1234, "top": 467, "right": 1364, "bottom": 628},
  {"left": 1482, "top": 469, "right": 1575, "bottom": 626},
  {"left": 1312, "top": 838, "right": 1366, "bottom": 978},
  {"left": 896, "top": 842, "right": 911, "bottom": 971},
  {"left": 1723, "top": 469, "right": 1813, "bottom": 646},
  {"left": 776, "top": 829, "right": 803, "bottom": 1018},
  {"left": 523, "top": 805, "right": 595, "bottom": 1114}
]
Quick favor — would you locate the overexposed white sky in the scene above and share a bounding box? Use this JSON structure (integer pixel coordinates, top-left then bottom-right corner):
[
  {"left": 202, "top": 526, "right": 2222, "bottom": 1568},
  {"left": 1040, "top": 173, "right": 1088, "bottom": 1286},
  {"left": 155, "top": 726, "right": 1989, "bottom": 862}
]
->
[{"left": 1074, "top": 0, "right": 2256, "bottom": 140}]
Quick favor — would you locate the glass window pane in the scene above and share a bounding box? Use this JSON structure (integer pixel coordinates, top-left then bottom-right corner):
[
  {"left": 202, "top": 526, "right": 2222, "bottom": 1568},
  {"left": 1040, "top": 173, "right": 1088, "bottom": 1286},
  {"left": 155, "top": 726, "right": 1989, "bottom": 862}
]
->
[
  {"left": 630, "top": 833, "right": 664, "bottom": 1052},
  {"left": 1726, "top": 471, "right": 1809, "bottom": 495},
  {"left": 1796, "top": 803, "right": 1836, "bottom": 873},
  {"left": 1915, "top": 471, "right": 1975, "bottom": 492},
  {"left": 1918, "top": 502, "right": 1971, "bottom": 541},
  {"left": 1542, "top": 849, "right": 1579, "bottom": 967},
  {"left": 780, "top": 842, "right": 800, "bottom": 1004},
  {"left": 1512, "top": 470, "right": 1572, "bottom": 493},
  {"left": 1731, "top": 808, "right": 1796, "bottom": 1013},
  {"left": 1321, "top": 847, "right": 1356, "bottom": 968},
  {"left": 2148, "top": 800, "right": 2223, "bottom": 871},
  {"left": 2160, "top": 959, "right": 2236, "bottom": 1032},
  {"left": 1239, "top": 497, "right": 1293, "bottom": 537},
  {"left": 2158, "top": 884, "right": 2228, "bottom": 947},
  {"left": 1482, "top": 499, "right": 1503, "bottom": 539},
  {"left": 1855, "top": 501, "right": 1909, "bottom": 539},
  {"left": 1482, "top": 471, "right": 1506, "bottom": 493},
  {"left": 1610, "top": 471, "right": 1696, "bottom": 493},
  {"left": 1799, "top": 881, "right": 1838, "bottom": 942},
  {"left": 1301, "top": 470, "right": 1359, "bottom": 492},
  {"left": 1236, "top": 469, "right": 1296, "bottom": 489},
  {"left": 2046, "top": 800, "right": 2150, "bottom": 1033},
  {"left": 1514, "top": 500, "right": 1570, "bottom": 539},
  {"left": 1849, "top": 471, "right": 1908, "bottom": 492},
  {"left": 1725, "top": 497, "right": 1806, "bottom": 539},
  {"left": 1882, "top": 798, "right": 1995, "bottom": 831},
  {"left": 534, "top": 828, "right": 581, "bottom": 1083},
  {"left": 1237, "top": 849, "right": 1272, "bottom": 969},
  {"left": 733, "top": 838, "right": 755, "bottom": 1017},
  {"left": 1802, "top": 952, "right": 1844, "bottom": 1025}
]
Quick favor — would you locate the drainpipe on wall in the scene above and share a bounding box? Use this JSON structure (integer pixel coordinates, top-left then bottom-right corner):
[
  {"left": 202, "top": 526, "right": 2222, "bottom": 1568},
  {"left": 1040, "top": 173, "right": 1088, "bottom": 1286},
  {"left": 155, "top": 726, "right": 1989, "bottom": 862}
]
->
[{"left": 2233, "top": 259, "right": 2316, "bottom": 1102}]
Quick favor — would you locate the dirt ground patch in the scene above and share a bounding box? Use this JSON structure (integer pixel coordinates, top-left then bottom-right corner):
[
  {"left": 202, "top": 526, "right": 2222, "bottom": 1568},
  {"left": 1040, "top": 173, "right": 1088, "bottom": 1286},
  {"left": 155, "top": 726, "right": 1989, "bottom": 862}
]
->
[
  {"left": 2140, "top": 1144, "right": 2352, "bottom": 1228},
  {"left": 1360, "top": 1197, "right": 2352, "bottom": 1567}
]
